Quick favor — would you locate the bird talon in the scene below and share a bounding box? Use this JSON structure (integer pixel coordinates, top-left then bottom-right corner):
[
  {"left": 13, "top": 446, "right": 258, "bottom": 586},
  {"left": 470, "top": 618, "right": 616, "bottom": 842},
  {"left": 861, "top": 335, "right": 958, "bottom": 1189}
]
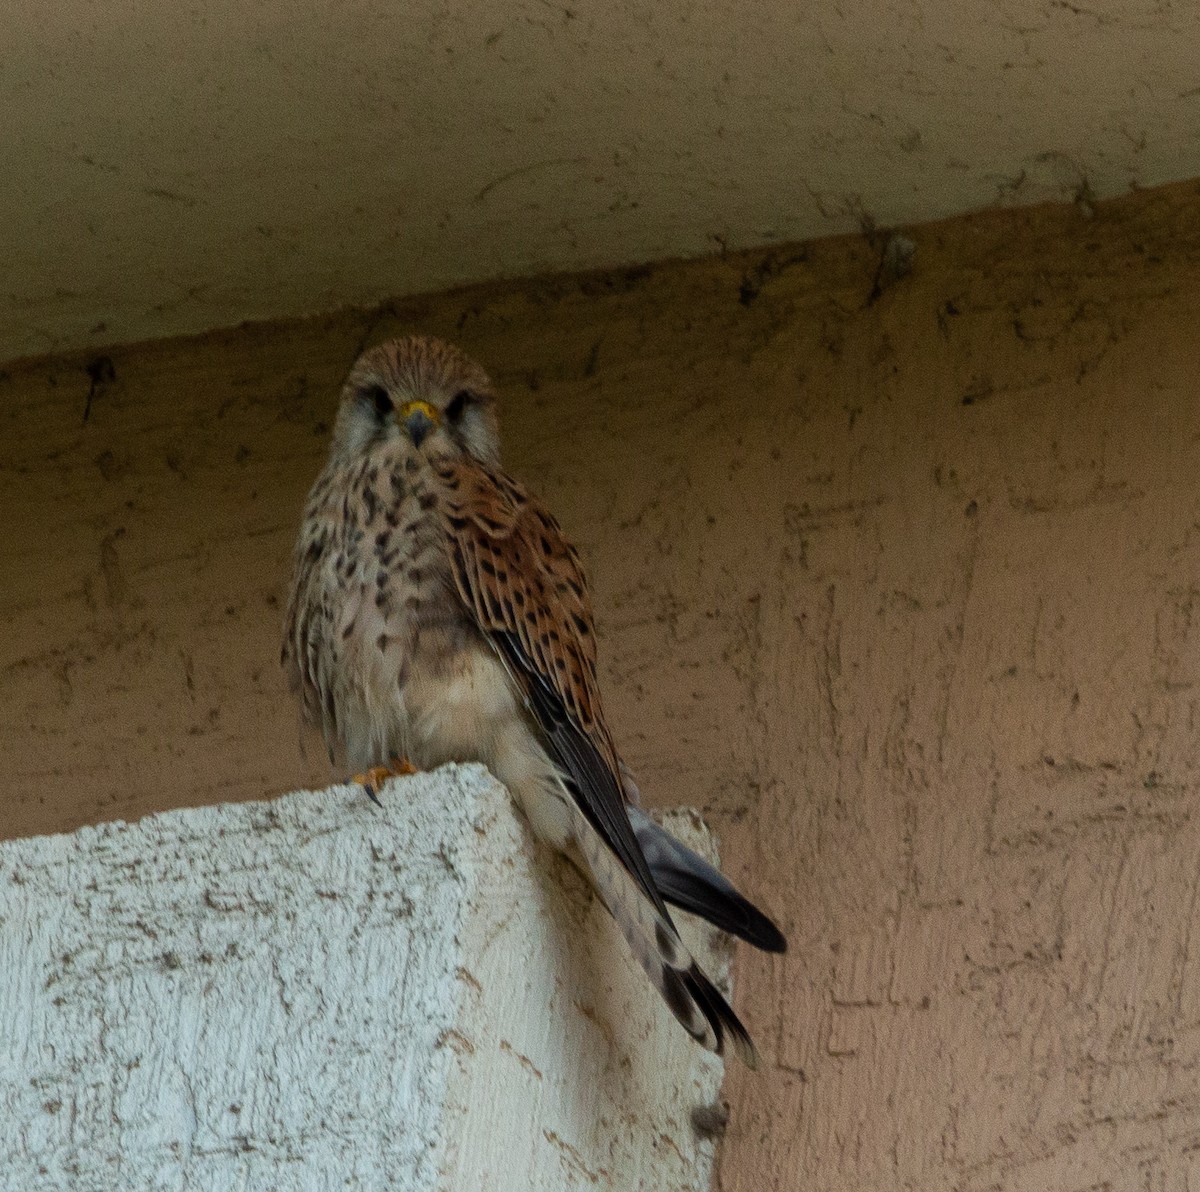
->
[
  {"left": 352, "top": 757, "right": 418, "bottom": 806},
  {"left": 353, "top": 766, "right": 390, "bottom": 806}
]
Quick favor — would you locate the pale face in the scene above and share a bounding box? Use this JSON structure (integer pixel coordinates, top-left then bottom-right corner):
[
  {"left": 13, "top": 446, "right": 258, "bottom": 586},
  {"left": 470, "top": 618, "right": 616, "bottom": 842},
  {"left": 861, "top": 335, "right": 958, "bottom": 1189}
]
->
[{"left": 329, "top": 336, "right": 501, "bottom": 468}]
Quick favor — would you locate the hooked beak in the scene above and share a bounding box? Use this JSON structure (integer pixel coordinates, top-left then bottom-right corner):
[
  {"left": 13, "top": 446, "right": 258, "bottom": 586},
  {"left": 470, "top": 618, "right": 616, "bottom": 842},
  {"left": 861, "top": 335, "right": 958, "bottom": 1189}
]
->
[{"left": 397, "top": 399, "right": 439, "bottom": 448}]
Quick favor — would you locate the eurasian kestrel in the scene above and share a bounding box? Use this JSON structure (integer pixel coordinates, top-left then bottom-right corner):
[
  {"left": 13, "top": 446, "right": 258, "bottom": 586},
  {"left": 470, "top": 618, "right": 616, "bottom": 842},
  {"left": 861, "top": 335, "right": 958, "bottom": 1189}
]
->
[{"left": 282, "top": 336, "right": 785, "bottom": 1065}]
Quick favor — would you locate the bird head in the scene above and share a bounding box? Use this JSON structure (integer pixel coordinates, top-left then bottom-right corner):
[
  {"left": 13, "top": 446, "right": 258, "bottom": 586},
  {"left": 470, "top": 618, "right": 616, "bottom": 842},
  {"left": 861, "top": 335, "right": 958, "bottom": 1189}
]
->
[{"left": 330, "top": 335, "right": 501, "bottom": 467}]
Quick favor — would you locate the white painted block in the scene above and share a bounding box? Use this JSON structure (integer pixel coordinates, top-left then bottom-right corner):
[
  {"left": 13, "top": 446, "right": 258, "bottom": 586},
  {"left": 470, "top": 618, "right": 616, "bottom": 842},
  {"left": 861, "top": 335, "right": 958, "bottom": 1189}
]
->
[{"left": 0, "top": 764, "right": 727, "bottom": 1190}]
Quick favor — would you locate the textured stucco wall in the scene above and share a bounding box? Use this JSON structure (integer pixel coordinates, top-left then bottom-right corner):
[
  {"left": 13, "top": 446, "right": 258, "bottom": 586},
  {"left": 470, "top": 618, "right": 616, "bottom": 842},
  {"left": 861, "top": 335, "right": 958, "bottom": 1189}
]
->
[
  {"left": 0, "top": 768, "right": 725, "bottom": 1189},
  {"left": 5, "top": 0, "right": 1200, "bottom": 361},
  {"left": 3, "top": 178, "right": 1200, "bottom": 1187}
]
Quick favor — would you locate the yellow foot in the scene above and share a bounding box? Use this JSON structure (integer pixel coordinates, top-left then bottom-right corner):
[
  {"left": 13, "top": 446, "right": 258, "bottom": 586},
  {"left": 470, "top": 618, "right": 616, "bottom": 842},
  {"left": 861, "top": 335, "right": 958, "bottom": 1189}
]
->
[{"left": 353, "top": 757, "right": 418, "bottom": 806}]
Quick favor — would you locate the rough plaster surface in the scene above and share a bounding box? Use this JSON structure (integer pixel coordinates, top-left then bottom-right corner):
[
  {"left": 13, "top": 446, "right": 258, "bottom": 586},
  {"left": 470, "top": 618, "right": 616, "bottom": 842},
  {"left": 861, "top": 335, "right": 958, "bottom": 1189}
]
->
[
  {"left": 5, "top": 0, "right": 1200, "bottom": 360},
  {"left": 3, "top": 177, "right": 1200, "bottom": 1187},
  {"left": 0, "top": 766, "right": 725, "bottom": 1190}
]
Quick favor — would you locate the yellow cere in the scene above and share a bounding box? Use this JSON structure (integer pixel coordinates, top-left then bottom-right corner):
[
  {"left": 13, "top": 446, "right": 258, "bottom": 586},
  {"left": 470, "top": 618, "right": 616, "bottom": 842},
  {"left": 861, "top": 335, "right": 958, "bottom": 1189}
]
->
[{"left": 398, "top": 399, "right": 440, "bottom": 424}]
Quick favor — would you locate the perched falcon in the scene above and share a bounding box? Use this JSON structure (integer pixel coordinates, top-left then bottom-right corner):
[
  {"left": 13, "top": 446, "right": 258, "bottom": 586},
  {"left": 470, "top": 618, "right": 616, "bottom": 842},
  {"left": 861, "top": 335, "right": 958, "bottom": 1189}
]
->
[{"left": 282, "top": 336, "right": 785, "bottom": 1065}]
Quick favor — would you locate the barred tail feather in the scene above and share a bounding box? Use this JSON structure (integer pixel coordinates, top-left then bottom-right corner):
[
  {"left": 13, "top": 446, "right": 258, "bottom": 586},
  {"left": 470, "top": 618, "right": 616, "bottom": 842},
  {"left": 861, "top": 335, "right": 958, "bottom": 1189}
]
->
[
  {"left": 570, "top": 804, "right": 758, "bottom": 1067},
  {"left": 627, "top": 806, "right": 787, "bottom": 953}
]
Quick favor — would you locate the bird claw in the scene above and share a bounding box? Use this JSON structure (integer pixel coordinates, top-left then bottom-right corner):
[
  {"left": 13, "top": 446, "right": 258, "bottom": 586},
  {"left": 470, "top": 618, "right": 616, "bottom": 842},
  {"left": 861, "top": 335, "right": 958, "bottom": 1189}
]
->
[{"left": 352, "top": 757, "right": 418, "bottom": 807}]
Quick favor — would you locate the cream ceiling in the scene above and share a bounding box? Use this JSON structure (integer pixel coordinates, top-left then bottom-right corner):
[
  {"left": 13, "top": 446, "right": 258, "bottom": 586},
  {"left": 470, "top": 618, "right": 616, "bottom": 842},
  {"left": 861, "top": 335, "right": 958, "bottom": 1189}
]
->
[{"left": 4, "top": 0, "right": 1199, "bottom": 361}]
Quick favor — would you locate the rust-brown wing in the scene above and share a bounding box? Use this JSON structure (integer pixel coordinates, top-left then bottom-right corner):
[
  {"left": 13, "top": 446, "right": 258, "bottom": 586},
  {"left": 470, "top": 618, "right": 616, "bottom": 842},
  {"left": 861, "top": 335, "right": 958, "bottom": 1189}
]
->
[{"left": 433, "top": 457, "right": 669, "bottom": 914}]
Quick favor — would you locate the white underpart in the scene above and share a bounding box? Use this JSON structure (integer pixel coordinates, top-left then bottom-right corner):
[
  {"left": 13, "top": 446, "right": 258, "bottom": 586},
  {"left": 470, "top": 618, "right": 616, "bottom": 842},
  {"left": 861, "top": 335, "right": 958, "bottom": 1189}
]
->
[{"left": 344, "top": 634, "right": 577, "bottom": 851}]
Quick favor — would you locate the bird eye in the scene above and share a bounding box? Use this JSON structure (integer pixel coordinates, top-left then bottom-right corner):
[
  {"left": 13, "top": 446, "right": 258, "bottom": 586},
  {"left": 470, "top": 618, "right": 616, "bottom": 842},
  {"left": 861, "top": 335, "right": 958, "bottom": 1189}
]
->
[
  {"left": 363, "top": 384, "right": 392, "bottom": 418},
  {"left": 445, "top": 389, "right": 472, "bottom": 422}
]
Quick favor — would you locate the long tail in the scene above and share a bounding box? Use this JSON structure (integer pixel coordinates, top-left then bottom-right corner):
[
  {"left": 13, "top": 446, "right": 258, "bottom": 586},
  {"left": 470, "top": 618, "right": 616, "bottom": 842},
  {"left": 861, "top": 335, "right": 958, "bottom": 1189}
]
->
[
  {"left": 627, "top": 807, "right": 787, "bottom": 953},
  {"left": 570, "top": 804, "right": 759, "bottom": 1067}
]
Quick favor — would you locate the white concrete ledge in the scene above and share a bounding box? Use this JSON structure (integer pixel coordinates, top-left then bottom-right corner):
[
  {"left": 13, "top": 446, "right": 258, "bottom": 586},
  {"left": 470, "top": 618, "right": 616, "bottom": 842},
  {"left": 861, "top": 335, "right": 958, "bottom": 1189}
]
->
[{"left": 0, "top": 764, "right": 727, "bottom": 1190}]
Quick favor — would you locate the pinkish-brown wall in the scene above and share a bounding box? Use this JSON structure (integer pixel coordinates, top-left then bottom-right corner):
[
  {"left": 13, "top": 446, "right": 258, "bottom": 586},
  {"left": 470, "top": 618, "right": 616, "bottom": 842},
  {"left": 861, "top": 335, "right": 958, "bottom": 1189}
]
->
[{"left": 3, "top": 180, "right": 1200, "bottom": 1188}]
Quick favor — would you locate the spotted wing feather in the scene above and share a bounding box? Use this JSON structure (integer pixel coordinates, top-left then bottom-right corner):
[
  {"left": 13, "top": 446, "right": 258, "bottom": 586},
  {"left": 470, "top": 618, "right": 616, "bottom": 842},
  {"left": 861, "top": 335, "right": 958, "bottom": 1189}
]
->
[
  {"left": 433, "top": 458, "right": 661, "bottom": 904},
  {"left": 434, "top": 457, "right": 756, "bottom": 1063}
]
